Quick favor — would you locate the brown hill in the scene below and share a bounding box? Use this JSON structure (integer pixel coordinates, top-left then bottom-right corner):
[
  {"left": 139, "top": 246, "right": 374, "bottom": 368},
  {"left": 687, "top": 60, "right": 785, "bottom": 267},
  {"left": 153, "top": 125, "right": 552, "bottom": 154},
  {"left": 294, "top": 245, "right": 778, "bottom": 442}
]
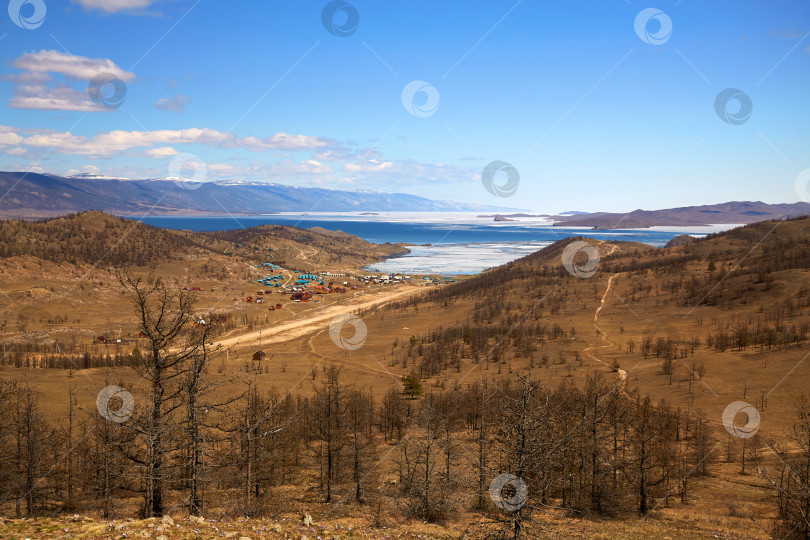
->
[
  {"left": 0, "top": 211, "right": 407, "bottom": 271},
  {"left": 550, "top": 200, "right": 810, "bottom": 229}
]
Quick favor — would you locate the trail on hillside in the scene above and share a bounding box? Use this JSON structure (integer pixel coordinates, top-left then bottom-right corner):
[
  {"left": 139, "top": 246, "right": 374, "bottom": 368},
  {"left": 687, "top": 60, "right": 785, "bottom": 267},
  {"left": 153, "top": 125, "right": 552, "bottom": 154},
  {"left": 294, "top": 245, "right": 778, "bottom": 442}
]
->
[{"left": 582, "top": 272, "right": 628, "bottom": 391}]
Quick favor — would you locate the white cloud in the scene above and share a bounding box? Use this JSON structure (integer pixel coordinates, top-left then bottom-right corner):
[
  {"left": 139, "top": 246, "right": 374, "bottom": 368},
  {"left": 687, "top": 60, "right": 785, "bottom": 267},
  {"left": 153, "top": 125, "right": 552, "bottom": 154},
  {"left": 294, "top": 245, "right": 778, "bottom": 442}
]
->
[
  {"left": 153, "top": 95, "right": 191, "bottom": 113},
  {"left": 144, "top": 146, "right": 179, "bottom": 158},
  {"left": 341, "top": 158, "right": 478, "bottom": 186},
  {"left": 9, "top": 84, "right": 100, "bottom": 112},
  {"left": 231, "top": 133, "right": 329, "bottom": 152},
  {"left": 13, "top": 50, "right": 135, "bottom": 82},
  {"left": 72, "top": 0, "right": 156, "bottom": 13},
  {"left": 9, "top": 50, "right": 134, "bottom": 111},
  {"left": 0, "top": 125, "right": 329, "bottom": 157},
  {"left": 344, "top": 159, "right": 394, "bottom": 173},
  {"left": 273, "top": 159, "right": 333, "bottom": 175}
]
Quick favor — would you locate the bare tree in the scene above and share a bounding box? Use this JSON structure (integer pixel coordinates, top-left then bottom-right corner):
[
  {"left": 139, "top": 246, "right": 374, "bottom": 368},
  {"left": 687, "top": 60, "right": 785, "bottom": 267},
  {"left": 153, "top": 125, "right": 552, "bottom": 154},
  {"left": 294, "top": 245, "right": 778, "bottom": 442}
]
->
[
  {"left": 759, "top": 395, "right": 810, "bottom": 538},
  {"left": 118, "top": 270, "right": 202, "bottom": 517},
  {"left": 312, "top": 365, "right": 349, "bottom": 503}
]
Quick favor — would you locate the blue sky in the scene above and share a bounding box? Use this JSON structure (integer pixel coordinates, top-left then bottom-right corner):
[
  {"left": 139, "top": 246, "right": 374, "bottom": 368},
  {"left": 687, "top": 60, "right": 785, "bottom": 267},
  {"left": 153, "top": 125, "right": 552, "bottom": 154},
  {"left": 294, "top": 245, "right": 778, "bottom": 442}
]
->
[{"left": 1, "top": 0, "right": 809, "bottom": 212}]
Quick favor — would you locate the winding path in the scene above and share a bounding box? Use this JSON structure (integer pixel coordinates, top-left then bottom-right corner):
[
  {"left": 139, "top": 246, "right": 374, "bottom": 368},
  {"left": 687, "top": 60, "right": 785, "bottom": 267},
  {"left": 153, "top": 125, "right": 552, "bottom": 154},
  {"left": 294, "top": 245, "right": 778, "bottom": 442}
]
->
[{"left": 582, "top": 272, "right": 627, "bottom": 390}]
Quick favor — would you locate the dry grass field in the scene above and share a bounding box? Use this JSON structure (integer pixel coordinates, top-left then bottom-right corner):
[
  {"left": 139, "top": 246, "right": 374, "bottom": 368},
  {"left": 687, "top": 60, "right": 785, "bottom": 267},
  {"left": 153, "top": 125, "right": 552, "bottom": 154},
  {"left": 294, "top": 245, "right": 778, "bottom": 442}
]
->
[{"left": 1, "top": 213, "right": 809, "bottom": 538}]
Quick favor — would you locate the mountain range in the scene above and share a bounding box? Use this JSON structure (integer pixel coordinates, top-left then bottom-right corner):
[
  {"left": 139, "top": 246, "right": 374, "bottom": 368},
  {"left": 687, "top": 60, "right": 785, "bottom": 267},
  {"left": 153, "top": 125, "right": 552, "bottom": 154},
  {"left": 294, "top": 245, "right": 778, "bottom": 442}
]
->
[
  {"left": 3, "top": 172, "right": 809, "bottom": 228},
  {"left": 481, "top": 201, "right": 810, "bottom": 229},
  {"left": 0, "top": 171, "right": 519, "bottom": 218}
]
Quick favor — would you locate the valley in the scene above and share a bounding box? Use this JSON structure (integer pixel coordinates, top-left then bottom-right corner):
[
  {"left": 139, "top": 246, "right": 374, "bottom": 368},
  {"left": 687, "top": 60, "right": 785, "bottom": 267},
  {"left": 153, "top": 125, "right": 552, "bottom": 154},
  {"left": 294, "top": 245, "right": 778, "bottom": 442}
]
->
[{"left": 1, "top": 213, "right": 809, "bottom": 538}]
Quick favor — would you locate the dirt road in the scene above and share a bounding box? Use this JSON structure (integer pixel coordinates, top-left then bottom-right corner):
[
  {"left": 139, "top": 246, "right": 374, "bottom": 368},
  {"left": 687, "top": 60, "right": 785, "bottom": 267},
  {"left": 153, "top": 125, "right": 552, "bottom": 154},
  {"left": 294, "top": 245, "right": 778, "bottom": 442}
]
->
[
  {"left": 213, "top": 285, "right": 421, "bottom": 350},
  {"left": 583, "top": 272, "right": 628, "bottom": 388}
]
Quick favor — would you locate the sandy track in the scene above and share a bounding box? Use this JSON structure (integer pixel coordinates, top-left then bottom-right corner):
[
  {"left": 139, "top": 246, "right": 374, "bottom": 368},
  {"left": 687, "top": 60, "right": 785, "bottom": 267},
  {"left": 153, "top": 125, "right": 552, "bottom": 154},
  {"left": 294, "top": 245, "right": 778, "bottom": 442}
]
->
[
  {"left": 583, "top": 272, "right": 628, "bottom": 389},
  {"left": 213, "top": 285, "right": 421, "bottom": 350}
]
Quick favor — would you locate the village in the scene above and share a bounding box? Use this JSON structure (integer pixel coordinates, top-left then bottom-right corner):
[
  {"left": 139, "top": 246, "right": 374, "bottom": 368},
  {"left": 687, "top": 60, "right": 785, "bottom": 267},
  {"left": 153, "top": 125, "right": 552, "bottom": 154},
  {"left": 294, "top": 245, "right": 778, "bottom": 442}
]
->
[{"left": 80, "top": 245, "right": 460, "bottom": 357}]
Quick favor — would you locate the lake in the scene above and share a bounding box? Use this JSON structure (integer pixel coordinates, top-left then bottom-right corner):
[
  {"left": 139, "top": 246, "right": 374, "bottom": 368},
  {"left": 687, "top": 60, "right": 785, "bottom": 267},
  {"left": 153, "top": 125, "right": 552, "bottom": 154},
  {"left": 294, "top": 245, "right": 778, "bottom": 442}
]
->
[{"left": 132, "top": 212, "right": 737, "bottom": 275}]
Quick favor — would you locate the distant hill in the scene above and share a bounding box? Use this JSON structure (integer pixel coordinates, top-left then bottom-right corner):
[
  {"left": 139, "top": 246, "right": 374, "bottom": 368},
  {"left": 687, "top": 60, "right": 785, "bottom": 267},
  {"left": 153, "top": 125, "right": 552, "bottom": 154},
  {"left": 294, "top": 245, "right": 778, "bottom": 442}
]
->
[
  {"left": 550, "top": 201, "right": 810, "bottom": 229},
  {"left": 0, "top": 171, "right": 519, "bottom": 218},
  {"left": 0, "top": 211, "right": 407, "bottom": 271}
]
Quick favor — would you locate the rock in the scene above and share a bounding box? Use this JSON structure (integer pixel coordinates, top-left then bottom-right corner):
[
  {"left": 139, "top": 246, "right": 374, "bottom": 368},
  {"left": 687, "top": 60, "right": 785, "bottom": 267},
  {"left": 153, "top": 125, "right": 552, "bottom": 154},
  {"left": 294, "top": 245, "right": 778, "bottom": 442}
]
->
[
  {"left": 238, "top": 537, "right": 252, "bottom": 540},
  {"left": 161, "top": 515, "right": 174, "bottom": 526},
  {"left": 301, "top": 513, "right": 314, "bottom": 526},
  {"left": 271, "top": 523, "right": 283, "bottom": 533},
  {"left": 301, "top": 536, "right": 309, "bottom": 540},
  {"left": 189, "top": 515, "right": 205, "bottom": 524},
  {"left": 156, "top": 536, "right": 168, "bottom": 540}
]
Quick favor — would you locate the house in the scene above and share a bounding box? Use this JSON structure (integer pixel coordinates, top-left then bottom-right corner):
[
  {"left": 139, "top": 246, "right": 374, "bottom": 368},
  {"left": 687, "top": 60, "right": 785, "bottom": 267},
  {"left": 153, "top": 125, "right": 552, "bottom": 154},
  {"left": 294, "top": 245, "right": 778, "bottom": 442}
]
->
[
  {"left": 246, "top": 296, "right": 253, "bottom": 303},
  {"left": 96, "top": 336, "right": 107, "bottom": 343},
  {"left": 191, "top": 287, "right": 202, "bottom": 292},
  {"left": 253, "top": 350, "right": 266, "bottom": 362},
  {"left": 138, "top": 331, "right": 148, "bottom": 338}
]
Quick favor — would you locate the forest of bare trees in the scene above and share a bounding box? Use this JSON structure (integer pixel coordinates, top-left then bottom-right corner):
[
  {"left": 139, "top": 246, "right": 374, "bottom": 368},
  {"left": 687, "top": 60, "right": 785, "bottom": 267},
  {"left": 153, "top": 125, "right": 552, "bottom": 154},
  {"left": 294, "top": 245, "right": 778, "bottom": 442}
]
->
[{"left": 0, "top": 271, "right": 808, "bottom": 538}]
